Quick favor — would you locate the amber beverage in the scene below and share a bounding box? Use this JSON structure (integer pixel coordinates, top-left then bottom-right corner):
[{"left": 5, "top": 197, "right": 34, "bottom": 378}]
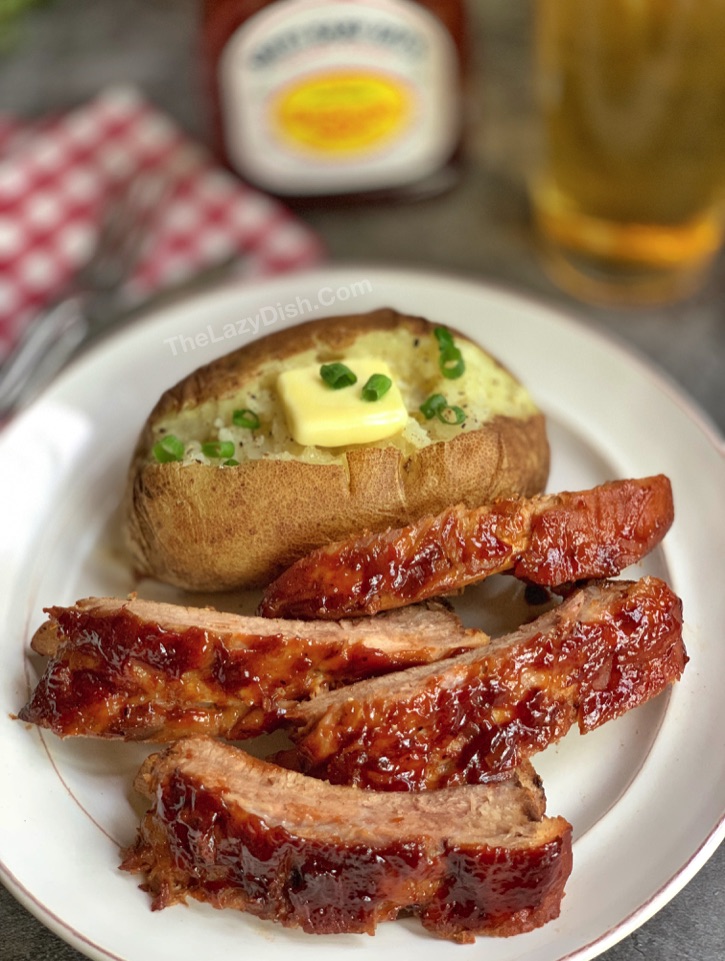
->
[{"left": 531, "top": 0, "right": 725, "bottom": 304}]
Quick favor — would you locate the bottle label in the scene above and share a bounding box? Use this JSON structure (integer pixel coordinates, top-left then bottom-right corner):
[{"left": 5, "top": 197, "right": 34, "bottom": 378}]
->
[{"left": 219, "top": 0, "right": 460, "bottom": 195}]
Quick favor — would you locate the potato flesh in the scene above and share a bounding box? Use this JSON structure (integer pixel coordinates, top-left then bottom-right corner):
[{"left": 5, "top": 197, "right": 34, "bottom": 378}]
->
[{"left": 148, "top": 329, "right": 539, "bottom": 468}]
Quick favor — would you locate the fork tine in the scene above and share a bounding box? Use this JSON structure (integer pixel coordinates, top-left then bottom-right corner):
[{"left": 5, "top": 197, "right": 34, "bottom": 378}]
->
[{"left": 81, "top": 172, "right": 171, "bottom": 293}]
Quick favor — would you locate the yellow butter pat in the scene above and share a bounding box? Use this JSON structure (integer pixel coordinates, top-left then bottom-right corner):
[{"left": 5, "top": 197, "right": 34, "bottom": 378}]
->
[{"left": 277, "top": 359, "right": 408, "bottom": 447}]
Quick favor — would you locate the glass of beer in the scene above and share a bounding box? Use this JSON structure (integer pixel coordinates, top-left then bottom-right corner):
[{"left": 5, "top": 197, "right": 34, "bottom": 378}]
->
[{"left": 530, "top": 0, "right": 725, "bottom": 305}]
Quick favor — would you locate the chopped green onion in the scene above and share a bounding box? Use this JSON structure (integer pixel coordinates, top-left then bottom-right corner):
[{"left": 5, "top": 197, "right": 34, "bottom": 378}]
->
[
  {"left": 223, "top": 458, "right": 240, "bottom": 467},
  {"left": 361, "top": 373, "right": 392, "bottom": 402},
  {"left": 152, "top": 434, "right": 184, "bottom": 463},
  {"left": 320, "top": 362, "right": 357, "bottom": 389},
  {"left": 201, "top": 440, "right": 235, "bottom": 459},
  {"left": 419, "top": 393, "right": 448, "bottom": 419},
  {"left": 433, "top": 326, "right": 465, "bottom": 379},
  {"left": 437, "top": 404, "right": 466, "bottom": 426},
  {"left": 232, "top": 408, "right": 260, "bottom": 430},
  {"left": 434, "top": 326, "right": 455, "bottom": 351},
  {"left": 439, "top": 346, "right": 465, "bottom": 379}
]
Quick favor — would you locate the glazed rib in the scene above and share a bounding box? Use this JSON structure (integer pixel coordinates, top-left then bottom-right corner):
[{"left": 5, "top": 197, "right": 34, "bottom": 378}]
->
[
  {"left": 19, "top": 596, "right": 487, "bottom": 741},
  {"left": 120, "top": 737, "right": 573, "bottom": 942},
  {"left": 287, "top": 577, "right": 686, "bottom": 790},
  {"left": 259, "top": 475, "right": 674, "bottom": 619}
]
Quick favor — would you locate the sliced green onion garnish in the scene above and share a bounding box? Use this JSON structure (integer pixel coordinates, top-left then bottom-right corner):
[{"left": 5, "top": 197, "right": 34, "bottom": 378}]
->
[
  {"left": 232, "top": 408, "right": 260, "bottom": 430},
  {"left": 152, "top": 434, "right": 184, "bottom": 463},
  {"left": 201, "top": 440, "right": 235, "bottom": 459},
  {"left": 433, "top": 326, "right": 465, "bottom": 379},
  {"left": 439, "top": 346, "right": 465, "bottom": 379},
  {"left": 320, "top": 362, "right": 358, "bottom": 389},
  {"left": 437, "top": 404, "right": 466, "bottom": 426},
  {"left": 361, "top": 373, "right": 392, "bottom": 402},
  {"left": 434, "top": 326, "right": 455, "bottom": 351},
  {"left": 223, "top": 458, "right": 240, "bottom": 467},
  {"left": 420, "top": 393, "right": 448, "bottom": 419}
]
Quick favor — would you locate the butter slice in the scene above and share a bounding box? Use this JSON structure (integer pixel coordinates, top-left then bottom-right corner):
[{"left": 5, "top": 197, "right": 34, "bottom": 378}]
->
[{"left": 277, "top": 358, "right": 408, "bottom": 447}]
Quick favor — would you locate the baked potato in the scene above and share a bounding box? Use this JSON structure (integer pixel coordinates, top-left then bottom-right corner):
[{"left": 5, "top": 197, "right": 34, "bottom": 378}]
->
[{"left": 124, "top": 308, "right": 549, "bottom": 591}]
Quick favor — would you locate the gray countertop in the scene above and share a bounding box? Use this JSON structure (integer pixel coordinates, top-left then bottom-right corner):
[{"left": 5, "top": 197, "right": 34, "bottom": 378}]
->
[{"left": 1, "top": 2, "right": 723, "bottom": 960}]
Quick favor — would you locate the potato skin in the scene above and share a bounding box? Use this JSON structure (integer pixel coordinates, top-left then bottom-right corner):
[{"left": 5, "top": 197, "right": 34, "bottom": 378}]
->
[{"left": 125, "top": 309, "right": 549, "bottom": 591}]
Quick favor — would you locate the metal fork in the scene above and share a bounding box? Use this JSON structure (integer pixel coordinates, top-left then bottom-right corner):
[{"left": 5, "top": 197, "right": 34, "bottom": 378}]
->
[{"left": 0, "top": 173, "right": 168, "bottom": 421}]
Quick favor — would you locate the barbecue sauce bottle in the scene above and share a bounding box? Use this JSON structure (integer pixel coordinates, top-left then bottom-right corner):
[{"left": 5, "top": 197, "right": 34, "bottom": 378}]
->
[{"left": 201, "top": 0, "right": 468, "bottom": 203}]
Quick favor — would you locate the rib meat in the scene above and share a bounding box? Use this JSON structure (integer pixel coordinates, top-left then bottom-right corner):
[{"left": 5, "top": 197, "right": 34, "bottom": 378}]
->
[
  {"left": 259, "top": 475, "right": 674, "bottom": 619},
  {"left": 120, "top": 736, "right": 573, "bottom": 942},
  {"left": 287, "top": 577, "right": 686, "bottom": 790},
  {"left": 19, "top": 596, "right": 487, "bottom": 741}
]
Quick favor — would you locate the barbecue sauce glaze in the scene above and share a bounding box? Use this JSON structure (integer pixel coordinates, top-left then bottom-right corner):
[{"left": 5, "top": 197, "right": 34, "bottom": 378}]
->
[
  {"left": 292, "top": 578, "right": 686, "bottom": 790},
  {"left": 259, "top": 475, "right": 675, "bottom": 619},
  {"left": 18, "top": 605, "right": 467, "bottom": 740},
  {"left": 121, "top": 768, "right": 572, "bottom": 941}
]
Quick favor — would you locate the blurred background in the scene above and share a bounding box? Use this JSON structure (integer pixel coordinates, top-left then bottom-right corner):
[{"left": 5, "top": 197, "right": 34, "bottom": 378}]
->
[
  {"left": 1, "top": 0, "right": 723, "bottom": 431},
  {"left": 0, "top": 2, "right": 723, "bottom": 960}
]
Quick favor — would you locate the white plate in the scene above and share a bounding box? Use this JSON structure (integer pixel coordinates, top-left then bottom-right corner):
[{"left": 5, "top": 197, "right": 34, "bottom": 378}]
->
[{"left": 1, "top": 266, "right": 724, "bottom": 961}]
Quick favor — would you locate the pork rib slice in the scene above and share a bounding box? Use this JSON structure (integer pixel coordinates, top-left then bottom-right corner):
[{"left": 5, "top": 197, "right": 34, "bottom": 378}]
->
[
  {"left": 19, "top": 596, "right": 487, "bottom": 741},
  {"left": 287, "top": 577, "right": 686, "bottom": 791},
  {"left": 259, "top": 475, "right": 674, "bottom": 619},
  {"left": 120, "top": 736, "right": 572, "bottom": 942}
]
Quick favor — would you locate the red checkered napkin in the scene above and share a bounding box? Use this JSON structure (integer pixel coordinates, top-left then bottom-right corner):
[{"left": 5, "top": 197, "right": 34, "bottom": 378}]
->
[{"left": 0, "top": 85, "right": 325, "bottom": 361}]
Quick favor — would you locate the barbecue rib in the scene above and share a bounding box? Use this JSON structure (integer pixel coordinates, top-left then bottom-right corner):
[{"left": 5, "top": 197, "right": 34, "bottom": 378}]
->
[
  {"left": 19, "top": 596, "right": 487, "bottom": 741},
  {"left": 259, "top": 475, "right": 674, "bottom": 619},
  {"left": 120, "top": 737, "right": 573, "bottom": 942},
  {"left": 287, "top": 577, "right": 686, "bottom": 790}
]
